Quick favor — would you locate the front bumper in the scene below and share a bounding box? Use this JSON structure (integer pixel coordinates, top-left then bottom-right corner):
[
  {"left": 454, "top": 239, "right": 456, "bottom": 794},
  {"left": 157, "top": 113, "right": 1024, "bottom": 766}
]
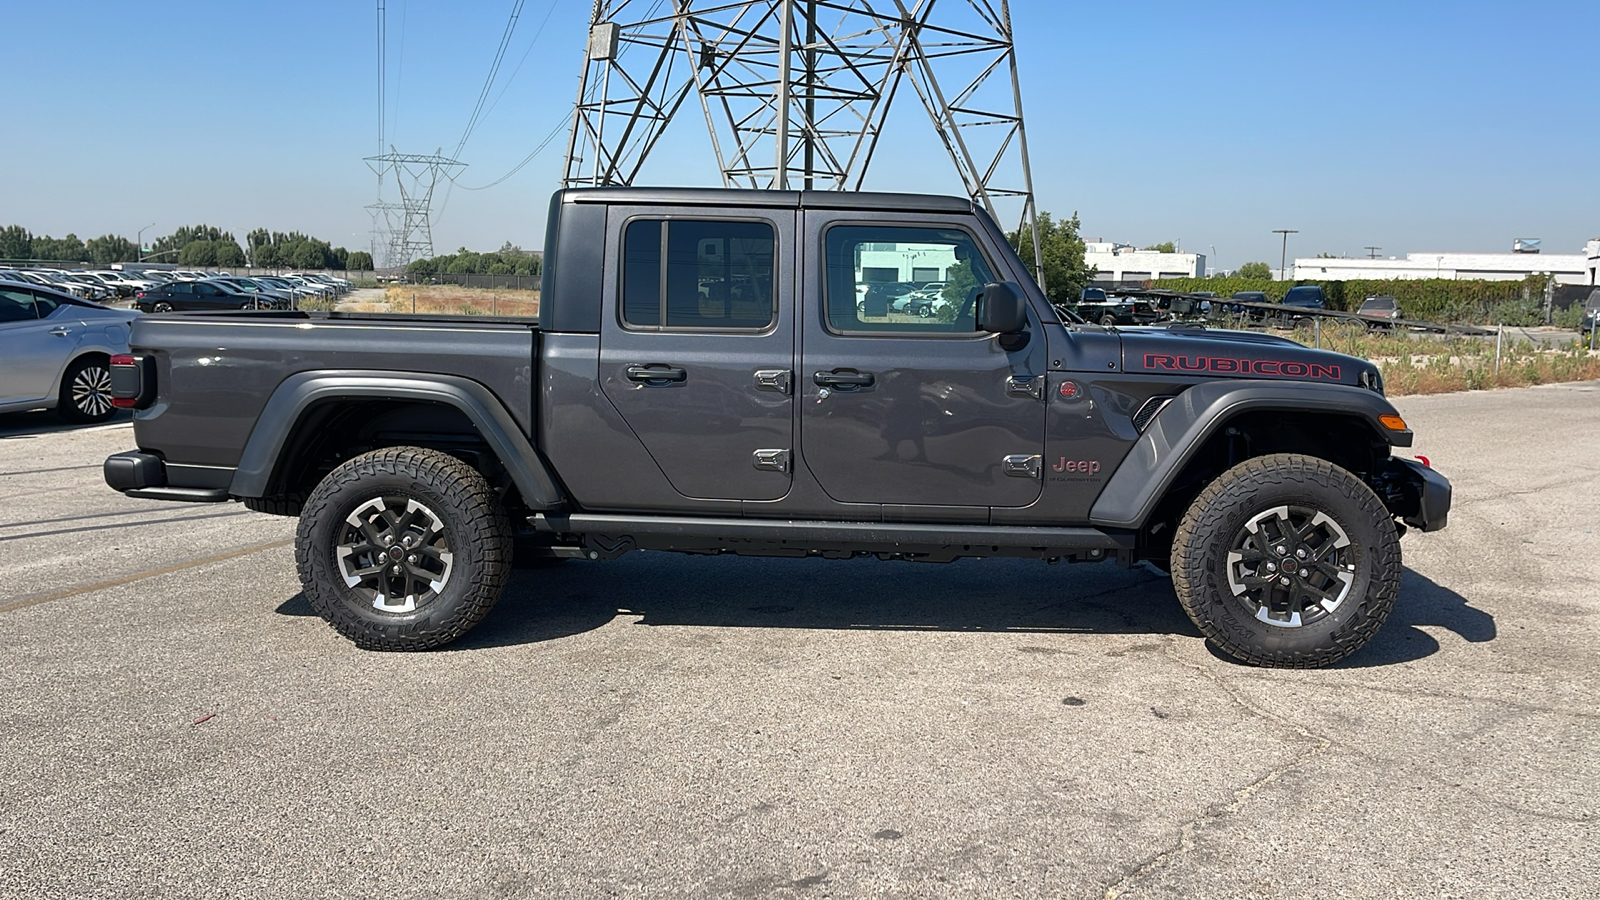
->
[{"left": 1376, "top": 457, "right": 1451, "bottom": 532}]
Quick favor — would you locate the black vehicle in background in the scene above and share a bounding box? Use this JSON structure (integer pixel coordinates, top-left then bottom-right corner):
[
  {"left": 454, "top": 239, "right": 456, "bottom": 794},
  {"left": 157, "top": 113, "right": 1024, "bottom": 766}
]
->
[
  {"left": 1281, "top": 285, "right": 1327, "bottom": 311},
  {"left": 134, "top": 280, "right": 270, "bottom": 313}
]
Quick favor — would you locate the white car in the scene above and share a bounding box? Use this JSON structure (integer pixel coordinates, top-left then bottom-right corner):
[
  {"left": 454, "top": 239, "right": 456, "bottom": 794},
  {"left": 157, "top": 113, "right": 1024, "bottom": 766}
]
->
[{"left": 0, "top": 283, "right": 138, "bottom": 422}]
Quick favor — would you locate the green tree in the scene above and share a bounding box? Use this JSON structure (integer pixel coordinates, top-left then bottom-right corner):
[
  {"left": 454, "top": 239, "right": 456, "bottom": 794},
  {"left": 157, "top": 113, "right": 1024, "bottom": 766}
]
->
[
  {"left": 214, "top": 240, "right": 245, "bottom": 267},
  {"left": 86, "top": 235, "right": 138, "bottom": 266},
  {"left": 177, "top": 240, "right": 219, "bottom": 267},
  {"left": 1143, "top": 241, "right": 1177, "bottom": 253},
  {"left": 346, "top": 251, "right": 375, "bottom": 271},
  {"left": 0, "top": 225, "right": 32, "bottom": 260},
  {"left": 1236, "top": 261, "right": 1272, "bottom": 279},
  {"left": 1006, "top": 211, "right": 1095, "bottom": 302}
]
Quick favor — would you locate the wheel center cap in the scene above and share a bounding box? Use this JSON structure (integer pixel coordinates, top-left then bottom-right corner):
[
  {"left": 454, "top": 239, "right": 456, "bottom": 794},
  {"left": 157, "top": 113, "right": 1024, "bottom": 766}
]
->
[{"left": 388, "top": 546, "right": 404, "bottom": 561}]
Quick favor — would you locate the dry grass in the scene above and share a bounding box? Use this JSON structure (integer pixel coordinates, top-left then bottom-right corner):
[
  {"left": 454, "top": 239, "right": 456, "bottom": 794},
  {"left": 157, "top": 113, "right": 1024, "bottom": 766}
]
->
[
  {"left": 1286, "top": 321, "right": 1600, "bottom": 395},
  {"left": 381, "top": 286, "right": 540, "bottom": 317}
]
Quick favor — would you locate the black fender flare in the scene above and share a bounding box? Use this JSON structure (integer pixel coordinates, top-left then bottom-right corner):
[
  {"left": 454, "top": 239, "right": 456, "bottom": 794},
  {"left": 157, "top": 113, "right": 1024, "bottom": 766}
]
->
[
  {"left": 228, "top": 370, "right": 563, "bottom": 510},
  {"left": 1088, "top": 379, "right": 1410, "bottom": 530}
]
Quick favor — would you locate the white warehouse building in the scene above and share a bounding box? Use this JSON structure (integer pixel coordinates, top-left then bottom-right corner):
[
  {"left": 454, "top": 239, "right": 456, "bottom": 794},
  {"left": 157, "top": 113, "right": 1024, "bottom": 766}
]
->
[
  {"left": 1294, "top": 239, "right": 1600, "bottom": 285},
  {"left": 1083, "top": 241, "right": 1206, "bottom": 284}
]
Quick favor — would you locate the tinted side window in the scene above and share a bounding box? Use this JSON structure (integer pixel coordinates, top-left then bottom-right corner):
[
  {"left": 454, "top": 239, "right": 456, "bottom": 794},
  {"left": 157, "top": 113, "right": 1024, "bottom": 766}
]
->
[
  {"left": 621, "top": 218, "right": 775, "bottom": 331},
  {"left": 0, "top": 289, "right": 38, "bottom": 323},
  {"left": 33, "top": 292, "right": 61, "bottom": 317},
  {"left": 824, "top": 224, "right": 994, "bottom": 334}
]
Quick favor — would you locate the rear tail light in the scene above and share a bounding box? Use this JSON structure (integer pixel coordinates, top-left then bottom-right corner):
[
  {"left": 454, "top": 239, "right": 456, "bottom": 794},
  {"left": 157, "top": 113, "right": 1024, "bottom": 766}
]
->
[
  {"left": 135, "top": 291, "right": 145, "bottom": 300},
  {"left": 109, "top": 354, "right": 155, "bottom": 410}
]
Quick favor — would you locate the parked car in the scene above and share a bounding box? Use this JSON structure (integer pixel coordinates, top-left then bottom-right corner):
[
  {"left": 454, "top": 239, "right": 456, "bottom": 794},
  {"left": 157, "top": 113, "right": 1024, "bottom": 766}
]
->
[
  {"left": 212, "top": 277, "right": 297, "bottom": 309},
  {"left": 1281, "top": 286, "right": 1327, "bottom": 311},
  {"left": 134, "top": 280, "right": 270, "bottom": 313},
  {"left": 0, "top": 284, "right": 138, "bottom": 422},
  {"left": 1356, "top": 295, "right": 1402, "bottom": 326},
  {"left": 1579, "top": 289, "right": 1600, "bottom": 332}
]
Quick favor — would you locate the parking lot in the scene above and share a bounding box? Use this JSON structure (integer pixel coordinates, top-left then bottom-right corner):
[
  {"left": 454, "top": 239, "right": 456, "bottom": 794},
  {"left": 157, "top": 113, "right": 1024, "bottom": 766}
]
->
[{"left": 1, "top": 385, "right": 1596, "bottom": 899}]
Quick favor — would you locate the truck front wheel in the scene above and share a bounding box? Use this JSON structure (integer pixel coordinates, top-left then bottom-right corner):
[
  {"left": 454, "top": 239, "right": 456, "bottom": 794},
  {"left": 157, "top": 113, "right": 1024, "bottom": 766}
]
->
[
  {"left": 1170, "top": 453, "right": 1400, "bottom": 668},
  {"left": 295, "top": 446, "right": 512, "bottom": 650}
]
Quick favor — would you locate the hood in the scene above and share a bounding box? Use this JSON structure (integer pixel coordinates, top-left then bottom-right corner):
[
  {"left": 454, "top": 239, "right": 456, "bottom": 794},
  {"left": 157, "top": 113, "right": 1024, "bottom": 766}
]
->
[{"left": 1118, "top": 325, "right": 1378, "bottom": 389}]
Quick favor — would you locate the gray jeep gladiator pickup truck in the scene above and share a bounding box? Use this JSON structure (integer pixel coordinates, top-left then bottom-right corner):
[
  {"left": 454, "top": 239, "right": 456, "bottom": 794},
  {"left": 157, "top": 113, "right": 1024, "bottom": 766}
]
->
[{"left": 104, "top": 188, "right": 1450, "bottom": 667}]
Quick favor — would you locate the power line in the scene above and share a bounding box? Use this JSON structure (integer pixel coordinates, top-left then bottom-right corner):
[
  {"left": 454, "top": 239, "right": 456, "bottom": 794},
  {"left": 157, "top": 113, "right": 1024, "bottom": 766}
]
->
[
  {"left": 376, "top": 0, "right": 385, "bottom": 155},
  {"left": 481, "top": 0, "right": 561, "bottom": 123},
  {"left": 450, "top": 112, "right": 574, "bottom": 191},
  {"left": 452, "top": 0, "right": 526, "bottom": 161}
]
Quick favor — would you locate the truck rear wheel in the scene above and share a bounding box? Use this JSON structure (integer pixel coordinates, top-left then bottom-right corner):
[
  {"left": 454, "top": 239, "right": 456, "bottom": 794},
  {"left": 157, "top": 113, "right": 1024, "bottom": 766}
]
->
[
  {"left": 1170, "top": 453, "right": 1400, "bottom": 668},
  {"left": 295, "top": 446, "right": 511, "bottom": 651}
]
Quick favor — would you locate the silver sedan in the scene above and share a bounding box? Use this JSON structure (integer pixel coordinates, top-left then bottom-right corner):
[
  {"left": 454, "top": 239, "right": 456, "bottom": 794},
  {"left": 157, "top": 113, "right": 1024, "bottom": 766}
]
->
[{"left": 0, "top": 285, "right": 139, "bottom": 423}]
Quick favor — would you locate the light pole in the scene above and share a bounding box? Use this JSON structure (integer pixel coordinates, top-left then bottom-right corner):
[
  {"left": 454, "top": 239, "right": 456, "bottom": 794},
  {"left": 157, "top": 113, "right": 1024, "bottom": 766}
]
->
[
  {"left": 1273, "top": 229, "right": 1298, "bottom": 281},
  {"left": 136, "top": 222, "right": 156, "bottom": 262}
]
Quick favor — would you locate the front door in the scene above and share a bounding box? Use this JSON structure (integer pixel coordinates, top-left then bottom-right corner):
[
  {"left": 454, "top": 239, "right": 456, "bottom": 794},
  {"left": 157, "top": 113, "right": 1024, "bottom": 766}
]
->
[
  {"left": 597, "top": 207, "right": 795, "bottom": 501},
  {"left": 798, "top": 216, "right": 1047, "bottom": 508}
]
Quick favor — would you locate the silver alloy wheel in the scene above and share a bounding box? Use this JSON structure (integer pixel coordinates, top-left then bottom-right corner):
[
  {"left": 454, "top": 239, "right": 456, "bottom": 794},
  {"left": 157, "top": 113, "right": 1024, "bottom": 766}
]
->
[
  {"left": 1225, "top": 504, "right": 1356, "bottom": 628},
  {"left": 71, "top": 364, "right": 114, "bottom": 418},
  {"left": 153, "top": 302, "right": 174, "bottom": 312},
  {"left": 335, "top": 495, "right": 455, "bottom": 614}
]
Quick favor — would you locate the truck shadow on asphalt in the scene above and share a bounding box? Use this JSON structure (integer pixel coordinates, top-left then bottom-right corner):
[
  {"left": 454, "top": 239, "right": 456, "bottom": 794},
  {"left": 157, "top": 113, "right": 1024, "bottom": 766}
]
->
[{"left": 275, "top": 556, "right": 1492, "bottom": 667}]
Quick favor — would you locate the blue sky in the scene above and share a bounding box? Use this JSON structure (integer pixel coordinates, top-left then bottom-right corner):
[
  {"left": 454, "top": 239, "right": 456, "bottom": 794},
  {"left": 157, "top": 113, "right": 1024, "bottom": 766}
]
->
[{"left": 5, "top": 0, "right": 1595, "bottom": 270}]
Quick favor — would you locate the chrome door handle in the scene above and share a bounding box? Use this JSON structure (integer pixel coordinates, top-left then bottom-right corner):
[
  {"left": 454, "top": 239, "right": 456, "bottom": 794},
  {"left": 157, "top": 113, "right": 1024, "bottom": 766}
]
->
[{"left": 48, "top": 327, "right": 72, "bottom": 337}]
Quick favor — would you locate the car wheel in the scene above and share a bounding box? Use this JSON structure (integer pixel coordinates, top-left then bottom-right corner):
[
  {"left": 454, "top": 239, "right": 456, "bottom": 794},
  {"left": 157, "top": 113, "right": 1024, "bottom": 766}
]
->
[
  {"left": 1099, "top": 314, "right": 1116, "bottom": 326},
  {"left": 57, "top": 356, "right": 116, "bottom": 423},
  {"left": 295, "top": 447, "right": 512, "bottom": 650},
  {"left": 1170, "top": 453, "right": 1400, "bottom": 668},
  {"left": 917, "top": 304, "right": 932, "bottom": 318},
  {"left": 153, "top": 302, "right": 174, "bottom": 312}
]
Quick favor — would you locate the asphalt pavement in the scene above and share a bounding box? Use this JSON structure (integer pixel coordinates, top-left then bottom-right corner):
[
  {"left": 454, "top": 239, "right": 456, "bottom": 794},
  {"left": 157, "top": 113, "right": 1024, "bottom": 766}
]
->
[{"left": 0, "top": 386, "right": 1596, "bottom": 899}]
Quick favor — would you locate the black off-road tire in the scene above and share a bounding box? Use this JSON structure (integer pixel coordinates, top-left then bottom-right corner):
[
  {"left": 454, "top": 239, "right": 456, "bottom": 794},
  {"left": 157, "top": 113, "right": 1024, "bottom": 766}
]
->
[
  {"left": 295, "top": 447, "right": 511, "bottom": 651},
  {"left": 57, "top": 356, "right": 115, "bottom": 423},
  {"left": 1099, "top": 314, "right": 1117, "bottom": 326},
  {"left": 1170, "top": 453, "right": 1400, "bottom": 668}
]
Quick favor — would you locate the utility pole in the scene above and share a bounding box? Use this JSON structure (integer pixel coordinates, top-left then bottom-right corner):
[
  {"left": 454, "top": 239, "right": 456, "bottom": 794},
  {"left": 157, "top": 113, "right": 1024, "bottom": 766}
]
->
[
  {"left": 1364, "top": 245, "right": 1381, "bottom": 259},
  {"left": 1273, "top": 229, "right": 1298, "bottom": 281},
  {"left": 136, "top": 223, "right": 156, "bottom": 262},
  {"left": 564, "top": 0, "right": 1045, "bottom": 285}
]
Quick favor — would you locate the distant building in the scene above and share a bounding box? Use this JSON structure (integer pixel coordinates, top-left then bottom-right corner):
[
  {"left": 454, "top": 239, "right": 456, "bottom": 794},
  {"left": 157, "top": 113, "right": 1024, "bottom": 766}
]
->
[
  {"left": 856, "top": 243, "right": 959, "bottom": 284},
  {"left": 1294, "top": 239, "right": 1600, "bottom": 285},
  {"left": 1083, "top": 241, "right": 1205, "bottom": 284}
]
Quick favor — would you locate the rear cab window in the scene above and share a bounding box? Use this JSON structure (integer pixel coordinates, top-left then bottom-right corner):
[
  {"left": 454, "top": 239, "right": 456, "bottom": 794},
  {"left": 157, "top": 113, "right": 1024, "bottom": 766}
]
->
[{"left": 620, "top": 218, "right": 776, "bottom": 331}]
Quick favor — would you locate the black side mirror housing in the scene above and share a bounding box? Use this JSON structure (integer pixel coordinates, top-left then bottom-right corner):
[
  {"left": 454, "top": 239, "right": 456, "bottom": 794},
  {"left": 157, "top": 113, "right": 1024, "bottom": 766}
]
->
[{"left": 977, "top": 281, "right": 1028, "bottom": 334}]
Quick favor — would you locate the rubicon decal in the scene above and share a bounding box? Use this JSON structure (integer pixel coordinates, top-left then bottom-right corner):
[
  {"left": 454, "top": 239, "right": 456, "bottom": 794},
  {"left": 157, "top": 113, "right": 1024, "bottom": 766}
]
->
[{"left": 1142, "top": 354, "right": 1341, "bottom": 380}]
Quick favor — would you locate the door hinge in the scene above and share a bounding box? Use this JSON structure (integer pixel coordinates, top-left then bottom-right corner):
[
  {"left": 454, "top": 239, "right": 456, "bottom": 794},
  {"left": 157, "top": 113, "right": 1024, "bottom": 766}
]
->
[
  {"left": 753, "top": 369, "right": 792, "bottom": 394},
  {"left": 753, "top": 449, "right": 791, "bottom": 473},
  {"left": 1002, "top": 454, "right": 1042, "bottom": 479},
  {"left": 1006, "top": 375, "right": 1045, "bottom": 400}
]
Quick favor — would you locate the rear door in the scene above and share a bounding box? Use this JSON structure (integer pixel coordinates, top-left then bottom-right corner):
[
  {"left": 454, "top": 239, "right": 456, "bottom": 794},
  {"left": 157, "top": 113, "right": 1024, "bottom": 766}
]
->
[
  {"left": 597, "top": 205, "right": 796, "bottom": 501},
  {"left": 798, "top": 213, "right": 1047, "bottom": 509}
]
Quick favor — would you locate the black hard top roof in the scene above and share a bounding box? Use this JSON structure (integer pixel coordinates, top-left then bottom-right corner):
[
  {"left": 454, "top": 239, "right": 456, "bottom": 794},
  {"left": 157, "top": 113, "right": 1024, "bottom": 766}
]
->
[{"left": 560, "top": 186, "right": 973, "bottom": 214}]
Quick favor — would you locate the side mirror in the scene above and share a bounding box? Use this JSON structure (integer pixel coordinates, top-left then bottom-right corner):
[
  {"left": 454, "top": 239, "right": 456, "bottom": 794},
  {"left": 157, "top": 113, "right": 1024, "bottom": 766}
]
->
[{"left": 977, "top": 281, "right": 1028, "bottom": 334}]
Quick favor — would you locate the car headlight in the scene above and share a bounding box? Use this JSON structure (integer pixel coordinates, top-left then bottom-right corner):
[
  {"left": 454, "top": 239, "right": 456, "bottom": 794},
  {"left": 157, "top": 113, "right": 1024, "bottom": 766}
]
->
[{"left": 1359, "top": 368, "right": 1384, "bottom": 395}]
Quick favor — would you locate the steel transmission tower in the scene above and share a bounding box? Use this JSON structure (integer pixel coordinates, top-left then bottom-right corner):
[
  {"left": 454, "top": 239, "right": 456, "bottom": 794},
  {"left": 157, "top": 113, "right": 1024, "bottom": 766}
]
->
[
  {"left": 364, "top": 148, "right": 466, "bottom": 267},
  {"left": 562, "top": 0, "right": 1044, "bottom": 281}
]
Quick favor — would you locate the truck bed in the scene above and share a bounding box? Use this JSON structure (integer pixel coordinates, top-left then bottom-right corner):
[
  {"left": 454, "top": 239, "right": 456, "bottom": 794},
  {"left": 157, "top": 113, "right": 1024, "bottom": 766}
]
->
[{"left": 127, "top": 310, "right": 540, "bottom": 472}]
